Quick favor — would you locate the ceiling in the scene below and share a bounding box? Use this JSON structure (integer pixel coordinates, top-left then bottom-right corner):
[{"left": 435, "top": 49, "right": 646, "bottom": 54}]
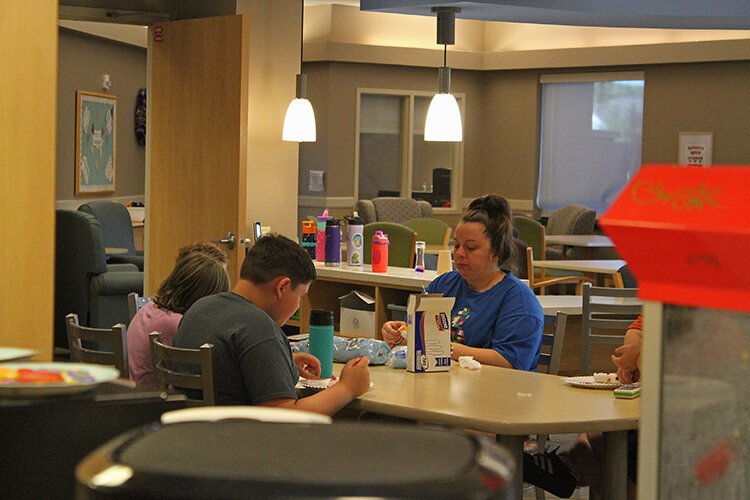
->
[{"left": 359, "top": 0, "right": 750, "bottom": 30}]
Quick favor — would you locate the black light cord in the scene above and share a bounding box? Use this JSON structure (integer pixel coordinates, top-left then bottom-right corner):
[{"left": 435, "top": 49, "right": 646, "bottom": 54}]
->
[{"left": 299, "top": 0, "right": 304, "bottom": 69}]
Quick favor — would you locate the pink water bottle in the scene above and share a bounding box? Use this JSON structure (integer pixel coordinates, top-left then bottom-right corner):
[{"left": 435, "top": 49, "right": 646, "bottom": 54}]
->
[
  {"left": 316, "top": 210, "right": 330, "bottom": 262},
  {"left": 371, "top": 230, "right": 389, "bottom": 273}
]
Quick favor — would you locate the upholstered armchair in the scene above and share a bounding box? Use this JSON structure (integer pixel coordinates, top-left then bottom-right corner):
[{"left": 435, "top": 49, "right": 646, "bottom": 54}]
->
[
  {"left": 545, "top": 204, "right": 596, "bottom": 259},
  {"left": 356, "top": 197, "right": 433, "bottom": 225},
  {"left": 78, "top": 201, "right": 144, "bottom": 270},
  {"left": 55, "top": 210, "right": 143, "bottom": 349}
]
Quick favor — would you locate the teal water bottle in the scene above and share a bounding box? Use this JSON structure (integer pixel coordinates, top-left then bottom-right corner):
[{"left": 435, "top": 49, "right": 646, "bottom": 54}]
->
[{"left": 308, "top": 309, "right": 334, "bottom": 379}]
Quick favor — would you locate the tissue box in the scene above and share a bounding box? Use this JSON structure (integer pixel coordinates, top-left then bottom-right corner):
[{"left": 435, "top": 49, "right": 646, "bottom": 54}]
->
[
  {"left": 406, "top": 294, "right": 455, "bottom": 372},
  {"left": 339, "top": 291, "right": 376, "bottom": 338}
]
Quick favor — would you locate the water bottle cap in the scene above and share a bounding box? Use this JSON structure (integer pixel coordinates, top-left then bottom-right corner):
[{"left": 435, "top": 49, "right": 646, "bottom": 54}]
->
[
  {"left": 326, "top": 218, "right": 339, "bottom": 227},
  {"left": 344, "top": 214, "right": 363, "bottom": 225},
  {"left": 416, "top": 240, "right": 426, "bottom": 248},
  {"left": 373, "top": 231, "right": 389, "bottom": 244},
  {"left": 309, "top": 309, "right": 334, "bottom": 326}
]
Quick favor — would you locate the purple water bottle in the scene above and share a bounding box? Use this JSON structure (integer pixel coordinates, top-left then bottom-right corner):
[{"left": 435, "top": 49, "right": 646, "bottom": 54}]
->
[{"left": 325, "top": 218, "right": 341, "bottom": 267}]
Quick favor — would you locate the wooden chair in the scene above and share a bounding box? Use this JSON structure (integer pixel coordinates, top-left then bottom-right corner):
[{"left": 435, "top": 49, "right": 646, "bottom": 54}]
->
[
  {"left": 127, "top": 292, "right": 154, "bottom": 322},
  {"left": 65, "top": 313, "right": 128, "bottom": 377},
  {"left": 581, "top": 283, "right": 641, "bottom": 375},
  {"left": 612, "top": 264, "right": 638, "bottom": 289},
  {"left": 149, "top": 332, "right": 216, "bottom": 406},
  {"left": 526, "top": 247, "right": 594, "bottom": 295},
  {"left": 533, "top": 311, "right": 568, "bottom": 500},
  {"left": 363, "top": 222, "right": 417, "bottom": 268}
]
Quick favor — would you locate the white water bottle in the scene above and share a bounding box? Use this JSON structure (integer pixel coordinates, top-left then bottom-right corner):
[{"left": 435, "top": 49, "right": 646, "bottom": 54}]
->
[{"left": 344, "top": 213, "right": 364, "bottom": 266}]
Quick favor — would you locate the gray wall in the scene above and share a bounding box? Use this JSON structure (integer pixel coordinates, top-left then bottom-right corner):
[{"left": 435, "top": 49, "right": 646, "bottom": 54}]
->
[{"left": 57, "top": 28, "right": 146, "bottom": 203}]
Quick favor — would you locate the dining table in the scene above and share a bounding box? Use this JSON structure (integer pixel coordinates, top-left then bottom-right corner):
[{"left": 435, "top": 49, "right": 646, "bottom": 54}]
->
[
  {"left": 336, "top": 364, "right": 640, "bottom": 500},
  {"left": 533, "top": 259, "right": 626, "bottom": 285},
  {"left": 545, "top": 235, "right": 615, "bottom": 260}
]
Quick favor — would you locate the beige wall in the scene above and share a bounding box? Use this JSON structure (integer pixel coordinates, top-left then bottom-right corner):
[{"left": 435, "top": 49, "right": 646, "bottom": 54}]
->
[
  {"left": 642, "top": 60, "right": 750, "bottom": 165},
  {"left": 302, "top": 58, "right": 750, "bottom": 226},
  {"left": 57, "top": 28, "right": 146, "bottom": 204}
]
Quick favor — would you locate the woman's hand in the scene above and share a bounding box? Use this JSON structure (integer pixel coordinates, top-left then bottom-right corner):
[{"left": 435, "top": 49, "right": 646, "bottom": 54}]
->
[
  {"left": 611, "top": 343, "right": 641, "bottom": 384},
  {"left": 381, "top": 320, "right": 407, "bottom": 348},
  {"left": 293, "top": 351, "right": 321, "bottom": 379}
]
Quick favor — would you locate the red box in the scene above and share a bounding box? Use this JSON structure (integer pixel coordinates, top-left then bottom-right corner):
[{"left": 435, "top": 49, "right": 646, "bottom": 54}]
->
[{"left": 600, "top": 164, "right": 750, "bottom": 313}]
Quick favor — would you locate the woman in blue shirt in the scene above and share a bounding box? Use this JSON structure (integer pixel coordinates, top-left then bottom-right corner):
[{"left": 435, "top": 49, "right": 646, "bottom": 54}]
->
[{"left": 382, "top": 195, "right": 543, "bottom": 371}]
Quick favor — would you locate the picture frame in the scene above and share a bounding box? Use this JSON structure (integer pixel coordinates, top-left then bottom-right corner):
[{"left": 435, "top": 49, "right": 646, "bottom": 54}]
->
[
  {"left": 75, "top": 90, "right": 117, "bottom": 194},
  {"left": 678, "top": 132, "right": 713, "bottom": 167}
]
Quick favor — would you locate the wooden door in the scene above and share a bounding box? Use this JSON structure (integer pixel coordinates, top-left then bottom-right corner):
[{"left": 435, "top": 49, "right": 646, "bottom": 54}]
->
[
  {"left": 147, "top": 15, "right": 249, "bottom": 292},
  {"left": 0, "top": 1, "right": 57, "bottom": 360}
]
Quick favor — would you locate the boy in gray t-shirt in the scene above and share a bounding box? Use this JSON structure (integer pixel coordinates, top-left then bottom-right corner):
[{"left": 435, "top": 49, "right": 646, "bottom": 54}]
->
[{"left": 175, "top": 234, "right": 370, "bottom": 415}]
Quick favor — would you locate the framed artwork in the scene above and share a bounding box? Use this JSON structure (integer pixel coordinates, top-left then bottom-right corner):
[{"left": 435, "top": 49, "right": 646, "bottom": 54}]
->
[
  {"left": 75, "top": 90, "right": 117, "bottom": 194},
  {"left": 678, "top": 132, "right": 713, "bottom": 167}
]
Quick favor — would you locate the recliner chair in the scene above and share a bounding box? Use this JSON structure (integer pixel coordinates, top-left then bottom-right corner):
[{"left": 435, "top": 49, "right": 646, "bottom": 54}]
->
[
  {"left": 544, "top": 204, "right": 596, "bottom": 260},
  {"left": 78, "top": 201, "right": 144, "bottom": 270},
  {"left": 55, "top": 210, "right": 143, "bottom": 349},
  {"left": 356, "top": 197, "right": 433, "bottom": 225}
]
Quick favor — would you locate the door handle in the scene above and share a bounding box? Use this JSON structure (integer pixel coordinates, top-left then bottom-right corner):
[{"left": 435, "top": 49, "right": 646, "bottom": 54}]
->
[{"left": 212, "top": 232, "right": 236, "bottom": 250}]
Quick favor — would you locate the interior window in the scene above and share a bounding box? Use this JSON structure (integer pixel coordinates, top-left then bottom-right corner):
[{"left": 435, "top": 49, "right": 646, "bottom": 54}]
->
[
  {"left": 537, "top": 73, "right": 645, "bottom": 215},
  {"left": 357, "top": 90, "right": 462, "bottom": 210}
]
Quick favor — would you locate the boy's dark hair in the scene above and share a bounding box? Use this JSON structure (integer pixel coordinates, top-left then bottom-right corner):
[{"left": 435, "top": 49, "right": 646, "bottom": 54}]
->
[
  {"left": 240, "top": 233, "right": 316, "bottom": 287},
  {"left": 462, "top": 194, "right": 515, "bottom": 269},
  {"left": 154, "top": 252, "right": 230, "bottom": 314}
]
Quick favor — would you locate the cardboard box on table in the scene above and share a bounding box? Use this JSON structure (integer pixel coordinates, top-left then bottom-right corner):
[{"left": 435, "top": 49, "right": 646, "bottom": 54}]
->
[
  {"left": 600, "top": 164, "right": 750, "bottom": 499},
  {"left": 406, "top": 294, "right": 455, "bottom": 372},
  {"left": 339, "top": 291, "right": 376, "bottom": 338}
]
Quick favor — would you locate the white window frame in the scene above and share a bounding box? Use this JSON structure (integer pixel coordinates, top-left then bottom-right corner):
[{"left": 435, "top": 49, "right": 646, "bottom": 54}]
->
[{"left": 355, "top": 88, "right": 465, "bottom": 214}]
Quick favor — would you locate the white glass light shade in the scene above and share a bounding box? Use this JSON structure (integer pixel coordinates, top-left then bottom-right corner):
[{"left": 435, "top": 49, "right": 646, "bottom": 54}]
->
[
  {"left": 282, "top": 98, "right": 316, "bottom": 142},
  {"left": 424, "top": 93, "right": 462, "bottom": 142}
]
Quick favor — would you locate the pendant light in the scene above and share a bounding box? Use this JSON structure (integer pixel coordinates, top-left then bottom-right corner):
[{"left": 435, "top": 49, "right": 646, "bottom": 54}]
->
[
  {"left": 283, "top": 0, "right": 316, "bottom": 142},
  {"left": 424, "top": 6, "right": 463, "bottom": 142}
]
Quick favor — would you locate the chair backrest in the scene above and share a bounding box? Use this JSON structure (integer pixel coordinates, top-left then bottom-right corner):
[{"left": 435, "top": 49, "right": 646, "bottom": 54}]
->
[
  {"left": 581, "top": 283, "right": 641, "bottom": 375},
  {"left": 363, "top": 222, "right": 417, "bottom": 268},
  {"left": 537, "top": 312, "right": 568, "bottom": 375},
  {"left": 128, "top": 292, "right": 154, "bottom": 322},
  {"left": 512, "top": 215, "right": 546, "bottom": 261},
  {"left": 149, "top": 332, "right": 216, "bottom": 406},
  {"left": 356, "top": 197, "right": 433, "bottom": 225},
  {"left": 78, "top": 201, "right": 137, "bottom": 255},
  {"left": 402, "top": 217, "right": 451, "bottom": 246},
  {"left": 545, "top": 204, "right": 596, "bottom": 236},
  {"left": 55, "top": 210, "right": 111, "bottom": 348},
  {"left": 613, "top": 264, "right": 638, "bottom": 289},
  {"left": 66, "top": 313, "right": 128, "bottom": 377}
]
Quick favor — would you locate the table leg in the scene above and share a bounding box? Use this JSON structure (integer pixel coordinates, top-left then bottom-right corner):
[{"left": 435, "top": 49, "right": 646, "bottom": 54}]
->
[
  {"left": 600, "top": 430, "right": 628, "bottom": 500},
  {"left": 496, "top": 434, "right": 524, "bottom": 500}
]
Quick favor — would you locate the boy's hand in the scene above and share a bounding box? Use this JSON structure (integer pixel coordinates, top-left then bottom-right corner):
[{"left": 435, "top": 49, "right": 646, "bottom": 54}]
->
[
  {"left": 339, "top": 356, "right": 370, "bottom": 397},
  {"left": 381, "top": 321, "right": 407, "bottom": 348},
  {"left": 293, "top": 352, "right": 321, "bottom": 379}
]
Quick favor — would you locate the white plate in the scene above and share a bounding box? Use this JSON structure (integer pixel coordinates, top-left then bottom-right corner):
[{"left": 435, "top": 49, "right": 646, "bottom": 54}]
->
[
  {"left": 562, "top": 376, "right": 621, "bottom": 390},
  {"left": 296, "top": 377, "right": 373, "bottom": 390},
  {"left": 0, "top": 362, "right": 120, "bottom": 398},
  {"left": 298, "top": 377, "right": 338, "bottom": 389},
  {"left": 0, "top": 347, "right": 38, "bottom": 362}
]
